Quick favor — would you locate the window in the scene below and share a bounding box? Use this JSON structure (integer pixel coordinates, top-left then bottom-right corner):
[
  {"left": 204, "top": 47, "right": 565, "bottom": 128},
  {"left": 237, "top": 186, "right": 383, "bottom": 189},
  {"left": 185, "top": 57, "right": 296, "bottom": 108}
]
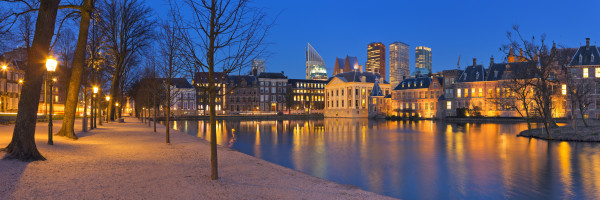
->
[
  {"left": 478, "top": 88, "right": 483, "bottom": 97},
  {"left": 593, "top": 54, "right": 595, "bottom": 63},
  {"left": 447, "top": 101, "right": 451, "bottom": 110},
  {"left": 584, "top": 68, "right": 589, "bottom": 78},
  {"left": 471, "top": 88, "right": 475, "bottom": 97},
  {"left": 580, "top": 55, "right": 583, "bottom": 64},
  {"left": 596, "top": 68, "right": 600, "bottom": 78},
  {"left": 457, "top": 89, "right": 462, "bottom": 98},
  {"left": 562, "top": 84, "right": 567, "bottom": 95}
]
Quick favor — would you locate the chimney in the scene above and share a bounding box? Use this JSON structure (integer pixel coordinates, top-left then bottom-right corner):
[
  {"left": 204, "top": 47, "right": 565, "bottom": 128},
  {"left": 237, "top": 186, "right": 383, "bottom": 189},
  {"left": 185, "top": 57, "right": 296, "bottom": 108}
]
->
[
  {"left": 519, "top": 48, "right": 523, "bottom": 57},
  {"left": 473, "top": 58, "right": 477, "bottom": 66},
  {"left": 586, "top": 38, "right": 590, "bottom": 48}
]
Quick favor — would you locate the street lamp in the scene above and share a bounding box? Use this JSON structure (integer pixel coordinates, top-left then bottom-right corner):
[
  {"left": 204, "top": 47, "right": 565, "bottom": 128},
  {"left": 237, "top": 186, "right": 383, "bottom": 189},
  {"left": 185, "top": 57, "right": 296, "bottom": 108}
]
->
[
  {"left": 106, "top": 95, "right": 110, "bottom": 122},
  {"left": 92, "top": 86, "right": 98, "bottom": 129},
  {"left": 115, "top": 102, "right": 119, "bottom": 121},
  {"left": 46, "top": 58, "right": 57, "bottom": 145},
  {"left": 1, "top": 64, "right": 7, "bottom": 112}
]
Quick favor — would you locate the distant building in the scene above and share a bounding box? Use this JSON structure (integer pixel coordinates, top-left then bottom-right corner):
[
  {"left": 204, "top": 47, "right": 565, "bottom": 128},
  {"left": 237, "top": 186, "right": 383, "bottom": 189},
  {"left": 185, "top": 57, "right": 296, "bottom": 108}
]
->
[
  {"left": 305, "top": 43, "right": 328, "bottom": 80},
  {"left": 257, "top": 72, "right": 288, "bottom": 112},
  {"left": 251, "top": 59, "right": 265, "bottom": 75},
  {"left": 287, "top": 79, "right": 326, "bottom": 113},
  {"left": 389, "top": 42, "right": 410, "bottom": 88},
  {"left": 415, "top": 46, "right": 432, "bottom": 75},
  {"left": 366, "top": 42, "right": 386, "bottom": 78},
  {"left": 567, "top": 38, "right": 600, "bottom": 119},
  {"left": 163, "top": 78, "right": 197, "bottom": 116},
  {"left": 0, "top": 48, "right": 27, "bottom": 112},
  {"left": 324, "top": 70, "right": 390, "bottom": 118},
  {"left": 225, "top": 75, "right": 259, "bottom": 113},
  {"left": 332, "top": 55, "right": 359, "bottom": 76},
  {"left": 391, "top": 76, "right": 444, "bottom": 118}
]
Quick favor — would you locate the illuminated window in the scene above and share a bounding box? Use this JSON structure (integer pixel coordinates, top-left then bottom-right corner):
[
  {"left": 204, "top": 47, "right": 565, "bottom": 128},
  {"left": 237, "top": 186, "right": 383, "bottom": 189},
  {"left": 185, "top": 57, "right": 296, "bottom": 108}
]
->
[
  {"left": 457, "top": 89, "right": 462, "bottom": 98},
  {"left": 562, "top": 84, "right": 567, "bottom": 95},
  {"left": 446, "top": 101, "right": 451, "bottom": 110},
  {"left": 596, "top": 68, "right": 600, "bottom": 78},
  {"left": 584, "top": 68, "right": 589, "bottom": 78},
  {"left": 471, "top": 88, "right": 475, "bottom": 97},
  {"left": 478, "top": 88, "right": 483, "bottom": 97}
]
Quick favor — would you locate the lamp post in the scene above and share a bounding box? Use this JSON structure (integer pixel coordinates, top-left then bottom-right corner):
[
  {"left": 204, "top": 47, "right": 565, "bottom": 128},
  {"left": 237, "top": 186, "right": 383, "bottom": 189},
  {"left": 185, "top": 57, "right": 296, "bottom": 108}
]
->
[
  {"left": 46, "top": 58, "right": 57, "bottom": 145},
  {"left": 106, "top": 95, "right": 110, "bottom": 123},
  {"left": 93, "top": 86, "right": 98, "bottom": 129},
  {"left": 115, "top": 102, "right": 119, "bottom": 122}
]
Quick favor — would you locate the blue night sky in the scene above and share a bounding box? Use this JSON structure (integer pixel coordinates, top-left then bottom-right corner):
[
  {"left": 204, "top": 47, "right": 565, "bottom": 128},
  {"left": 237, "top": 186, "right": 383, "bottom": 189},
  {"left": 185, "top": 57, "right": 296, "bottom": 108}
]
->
[{"left": 148, "top": 0, "right": 600, "bottom": 80}]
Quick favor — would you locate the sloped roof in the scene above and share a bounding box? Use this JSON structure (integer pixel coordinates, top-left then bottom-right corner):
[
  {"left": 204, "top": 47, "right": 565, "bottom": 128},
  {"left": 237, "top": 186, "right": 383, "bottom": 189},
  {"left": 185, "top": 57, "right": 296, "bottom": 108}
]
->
[
  {"left": 227, "top": 75, "right": 257, "bottom": 85},
  {"left": 486, "top": 62, "right": 534, "bottom": 81},
  {"left": 328, "top": 71, "right": 389, "bottom": 84},
  {"left": 257, "top": 72, "right": 287, "bottom": 79},
  {"left": 457, "top": 64, "right": 485, "bottom": 82},
  {"left": 160, "top": 78, "right": 193, "bottom": 88},
  {"left": 370, "top": 79, "right": 384, "bottom": 96},
  {"left": 569, "top": 45, "right": 600, "bottom": 66},
  {"left": 394, "top": 76, "right": 432, "bottom": 90}
]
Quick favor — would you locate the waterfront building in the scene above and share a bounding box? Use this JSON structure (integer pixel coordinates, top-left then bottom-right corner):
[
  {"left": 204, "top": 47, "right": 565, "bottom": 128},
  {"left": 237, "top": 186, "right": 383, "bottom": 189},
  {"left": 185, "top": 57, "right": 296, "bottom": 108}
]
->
[
  {"left": 257, "top": 72, "right": 288, "bottom": 112},
  {"left": 225, "top": 75, "right": 259, "bottom": 113},
  {"left": 332, "top": 56, "right": 359, "bottom": 76},
  {"left": 567, "top": 38, "right": 600, "bottom": 119},
  {"left": 305, "top": 43, "right": 328, "bottom": 80},
  {"left": 324, "top": 70, "right": 390, "bottom": 118},
  {"left": 287, "top": 79, "right": 326, "bottom": 114},
  {"left": 251, "top": 59, "right": 266, "bottom": 75},
  {"left": 164, "top": 78, "right": 198, "bottom": 116},
  {"left": 415, "top": 46, "right": 432, "bottom": 75},
  {"left": 367, "top": 79, "right": 391, "bottom": 117},
  {"left": 366, "top": 42, "right": 386, "bottom": 78},
  {"left": 391, "top": 75, "right": 444, "bottom": 118},
  {"left": 389, "top": 42, "right": 410, "bottom": 88}
]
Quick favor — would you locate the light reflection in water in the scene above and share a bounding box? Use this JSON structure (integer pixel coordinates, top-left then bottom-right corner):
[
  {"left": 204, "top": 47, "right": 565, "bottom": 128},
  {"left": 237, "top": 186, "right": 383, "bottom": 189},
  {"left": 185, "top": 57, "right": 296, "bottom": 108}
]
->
[{"left": 167, "top": 119, "right": 600, "bottom": 200}]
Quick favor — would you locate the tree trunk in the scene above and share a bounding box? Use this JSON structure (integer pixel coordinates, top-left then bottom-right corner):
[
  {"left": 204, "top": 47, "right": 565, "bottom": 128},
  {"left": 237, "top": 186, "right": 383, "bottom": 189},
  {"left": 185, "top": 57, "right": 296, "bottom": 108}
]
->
[
  {"left": 56, "top": 0, "right": 93, "bottom": 139},
  {"left": 82, "top": 87, "right": 88, "bottom": 132},
  {"left": 209, "top": 84, "right": 218, "bottom": 180},
  {"left": 579, "top": 104, "right": 589, "bottom": 127},
  {"left": 1, "top": 0, "right": 61, "bottom": 161},
  {"left": 108, "top": 75, "right": 118, "bottom": 121},
  {"left": 153, "top": 95, "right": 156, "bottom": 132},
  {"left": 166, "top": 84, "right": 170, "bottom": 144},
  {"left": 571, "top": 101, "right": 577, "bottom": 134}
]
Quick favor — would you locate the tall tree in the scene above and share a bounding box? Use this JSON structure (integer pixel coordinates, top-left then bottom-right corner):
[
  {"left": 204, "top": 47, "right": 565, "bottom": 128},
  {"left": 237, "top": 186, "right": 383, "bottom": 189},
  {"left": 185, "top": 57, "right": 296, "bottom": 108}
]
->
[
  {"left": 156, "top": 17, "right": 183, "bottom": 144},
  {"left": 503, "top": 25, "right": 561, "bottom": 138},
  {"left": 98, "top": 0, "right": 154, "bottom": 122},
  {"left": 55, "top": 0, "right": 94, "bottom": 139},
  {"left": 1, "top": 0, "right": 61, "bottom": 161},
  {"left": 177, "top": 0, "right": 271, "bottom": 180}
]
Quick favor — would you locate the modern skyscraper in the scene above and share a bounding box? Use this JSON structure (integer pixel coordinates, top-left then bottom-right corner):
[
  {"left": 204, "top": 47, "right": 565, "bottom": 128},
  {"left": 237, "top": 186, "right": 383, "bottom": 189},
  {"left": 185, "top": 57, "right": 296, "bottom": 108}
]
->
[
  {"left": 415, "top": 46, "right": 432, "bottom": 75},
  {"left": 389, "top": 42, "right": 409, "bottom": 88},
  {"left": 251, "top": 59, "right": 265, "bottom": 75},
  {"left": 305, "top": 43, "right": 328, "bottom": 80},
  {"left": 366, "top": 42, "right": 386, "bottom": 78}
]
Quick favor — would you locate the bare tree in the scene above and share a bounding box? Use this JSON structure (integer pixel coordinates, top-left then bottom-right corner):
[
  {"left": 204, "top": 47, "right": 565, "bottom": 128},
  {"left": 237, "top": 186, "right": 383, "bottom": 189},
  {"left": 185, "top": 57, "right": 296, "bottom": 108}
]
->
[
  {"left": 176, "top": 0, "right": 271, "bottom": 180},
  {"left": 503, "top": 25, "right": 561, "bottom": 138},
  {"left": 1, "top": 0, "right": 61, "bottom": 161},
  {"left": 98, "top": 0, "right": 155, "bottom": 121},
  {"left": 55, "top": 0, "right": 95, "bottom": 139},
  {"left": 491, "top": 64, "right": 536, "bottom": 133}
]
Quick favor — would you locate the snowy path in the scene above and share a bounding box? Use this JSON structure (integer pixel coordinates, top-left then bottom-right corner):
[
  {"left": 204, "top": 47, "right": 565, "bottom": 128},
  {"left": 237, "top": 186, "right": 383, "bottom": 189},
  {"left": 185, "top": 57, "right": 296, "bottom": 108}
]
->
[{"left": 0, "top": 117, "right": 394, "bottom": 199}]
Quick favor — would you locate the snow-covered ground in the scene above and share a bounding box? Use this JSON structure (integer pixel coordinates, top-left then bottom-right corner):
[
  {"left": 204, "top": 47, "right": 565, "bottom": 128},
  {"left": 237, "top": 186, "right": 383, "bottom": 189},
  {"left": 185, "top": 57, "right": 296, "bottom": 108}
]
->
[{"left": 0, "top": 117, "right": 394, "bottom": 199}]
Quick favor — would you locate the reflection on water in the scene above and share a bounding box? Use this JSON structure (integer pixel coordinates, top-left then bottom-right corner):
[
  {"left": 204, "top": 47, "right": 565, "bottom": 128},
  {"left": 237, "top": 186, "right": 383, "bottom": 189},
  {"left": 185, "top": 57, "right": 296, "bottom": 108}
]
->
[{"left": 168, "top": 119, "right": 600, "bottom": 199}]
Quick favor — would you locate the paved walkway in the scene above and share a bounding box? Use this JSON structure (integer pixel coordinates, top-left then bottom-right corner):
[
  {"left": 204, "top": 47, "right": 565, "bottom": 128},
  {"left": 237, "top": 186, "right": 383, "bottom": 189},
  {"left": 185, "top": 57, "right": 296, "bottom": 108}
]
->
[{"left": 0, "top": 117, "right": 394, "bottom": 199}]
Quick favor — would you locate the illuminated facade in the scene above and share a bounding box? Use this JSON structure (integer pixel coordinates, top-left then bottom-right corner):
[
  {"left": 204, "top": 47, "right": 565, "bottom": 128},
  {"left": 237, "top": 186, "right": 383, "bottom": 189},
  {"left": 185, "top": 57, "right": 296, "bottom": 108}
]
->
[
  {"left": 366, "top": 42, "right": 386, "bottom": 78},
  {"left": 305, "top": 43, "right": 328, "bottom": 80},
  {"left": 287, "top": 79, "right": 326, "bottom": 114},
  {"left": 324, "top": 70, "right": 390, "bottom": 118},
  {"left": 415, "top": 46, "right": 432, "bottom": 75},
  {"left": 567, "top": 38, "right": 600, "bottom": 119},
  {"left": 391, "top": 76, "right": 444, "bottom": 118},
  {"left": 389, "top": 42, "right": 410, "bottom": 88}
]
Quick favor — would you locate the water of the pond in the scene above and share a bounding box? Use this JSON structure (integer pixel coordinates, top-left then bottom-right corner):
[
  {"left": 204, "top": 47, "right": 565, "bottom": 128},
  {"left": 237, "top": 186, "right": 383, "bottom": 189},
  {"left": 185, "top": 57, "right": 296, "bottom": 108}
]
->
[{"left": 166, "top": 119, "right": 600, "bottom": 199}]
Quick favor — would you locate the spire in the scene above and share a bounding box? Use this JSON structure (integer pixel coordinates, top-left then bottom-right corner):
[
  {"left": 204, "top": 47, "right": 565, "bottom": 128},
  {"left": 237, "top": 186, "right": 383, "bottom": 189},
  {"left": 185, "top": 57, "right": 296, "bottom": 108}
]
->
[{"left": 370, "top": 78, "right": 384, "bottom": 97}]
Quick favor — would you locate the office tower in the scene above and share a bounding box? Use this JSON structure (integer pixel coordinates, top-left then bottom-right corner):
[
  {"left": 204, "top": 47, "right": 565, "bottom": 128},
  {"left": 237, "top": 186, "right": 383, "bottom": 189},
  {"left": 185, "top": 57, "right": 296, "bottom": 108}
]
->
[
  {"left": 389, "top": 42, "right": 409, "bottom": 88},
  {"left": 251, "top": 59, "right": 266, "bottom": 75},
  {"left": 366, "top": 42, "right": 386, "bottom": 78},
  {"left": 305, "top": 43, "right": 328, "bottom": 80},
  {"left": 415, "top": 46, "right": 432, "bottom": 75}
]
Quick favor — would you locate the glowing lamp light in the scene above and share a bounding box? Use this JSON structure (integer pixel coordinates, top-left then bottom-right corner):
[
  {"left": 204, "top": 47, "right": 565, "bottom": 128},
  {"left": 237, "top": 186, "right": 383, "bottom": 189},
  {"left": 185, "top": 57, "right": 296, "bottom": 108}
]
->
[
  {"left": 106, "top": 96, "right": 110, "bottom": 101},
  {"left": 115, "top": 103, "right": 119, "bottom": 107},
  {"left": 52, "top": 78, "right": 57, "bottom": 82},
  {"left": 18, "top": 79, "right": 23, "bottom": 84},
  {"left": 46, "top": 58, "right": 57, "bottom": 72},
  {"left": 1, "top": 65, "right": 6, "bottom": 70},
  {"left": 93, "top": 86, "right": 99, "bottom": 94}
]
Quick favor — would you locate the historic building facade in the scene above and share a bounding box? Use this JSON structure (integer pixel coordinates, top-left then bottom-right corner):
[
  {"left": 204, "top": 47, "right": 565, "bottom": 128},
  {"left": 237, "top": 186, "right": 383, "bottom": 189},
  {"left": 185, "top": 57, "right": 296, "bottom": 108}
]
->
[
  {"left": 391, "top": 75, "right": 444, "bottom": 118},
  {"left": 566, "top": 38, "right": 600, "bottom": 119},
  {"left": 225, "top": 75, "right": 259, "bottom": 113},
  {"left": 287, "top": 79, "right": 326, "bottom": 114},
  {"left": 257, "top": 72, "right": 288, "bottom": 112},
  {"left": 324, "top": 70, "right": 390, "bottom": 118}
]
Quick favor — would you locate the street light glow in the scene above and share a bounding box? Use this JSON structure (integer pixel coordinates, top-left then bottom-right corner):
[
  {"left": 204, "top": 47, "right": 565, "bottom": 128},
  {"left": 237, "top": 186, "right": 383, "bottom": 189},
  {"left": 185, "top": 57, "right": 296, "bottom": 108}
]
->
[
  {"left": 18, "top": 79, "right": 23, "bottom": 84},
  {"left": 93, "top": 86, "right": 99, "bottom": 94},
  {"left": 1, "top": 65, "right": 6, "bottom": 70},
  {"left": 46, "top": 58, "right": 57, "bottom": 72},
  {"left": 106, "top": 96, "right": 110, "bottom": 101}
]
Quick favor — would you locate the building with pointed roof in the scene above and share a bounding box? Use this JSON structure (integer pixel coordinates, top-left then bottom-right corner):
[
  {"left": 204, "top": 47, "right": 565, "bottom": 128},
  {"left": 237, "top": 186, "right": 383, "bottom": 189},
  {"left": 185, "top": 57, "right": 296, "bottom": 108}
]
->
[{"left": 332, "top": 55, "right": 359, "bottom": 76}]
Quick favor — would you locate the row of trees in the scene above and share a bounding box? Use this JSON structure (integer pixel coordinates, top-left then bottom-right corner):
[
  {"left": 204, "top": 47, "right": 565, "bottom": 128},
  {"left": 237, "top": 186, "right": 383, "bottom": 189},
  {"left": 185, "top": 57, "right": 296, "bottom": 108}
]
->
[{"left": 1, "top": 0, "right": 272, "bottom": 181}]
